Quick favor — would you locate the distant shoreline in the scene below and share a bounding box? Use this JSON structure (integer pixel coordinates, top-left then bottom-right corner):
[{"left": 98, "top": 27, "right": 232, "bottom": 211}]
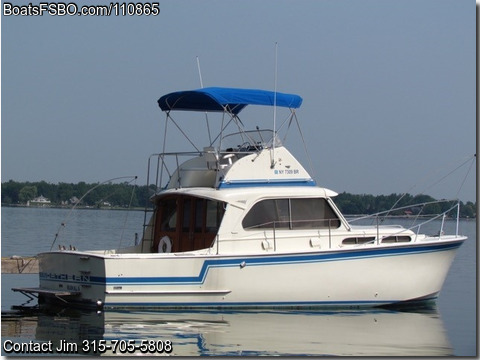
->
[
  {"left": 2, "top": 203, "right": 475, "bottom": 219},
  {"left": 2, "top": 180, "right": 476, "bottom": 218},
  {"left": 1, "top": 204, "right": 147, "bottom": 211}
]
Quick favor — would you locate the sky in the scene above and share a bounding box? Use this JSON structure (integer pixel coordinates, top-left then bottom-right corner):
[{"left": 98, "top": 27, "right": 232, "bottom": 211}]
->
[{"left": 1, "top": 0, "right": 477, "bottom": 202}]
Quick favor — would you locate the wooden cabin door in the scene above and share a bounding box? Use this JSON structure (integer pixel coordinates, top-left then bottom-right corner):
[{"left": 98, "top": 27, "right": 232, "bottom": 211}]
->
[
  {"left": 153, "top": 195, "right": 225, "bottom": 253},
  {"left": 178, "top": 196, "right": 225, "bottom": 252},
  {"left": 178, "top": 197, "right": 210, "bottom": 252}
]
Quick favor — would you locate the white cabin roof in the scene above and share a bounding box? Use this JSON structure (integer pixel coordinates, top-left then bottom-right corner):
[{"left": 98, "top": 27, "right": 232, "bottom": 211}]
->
[{"left": 155, "top": 185, "right": 338, "bottom": 209}]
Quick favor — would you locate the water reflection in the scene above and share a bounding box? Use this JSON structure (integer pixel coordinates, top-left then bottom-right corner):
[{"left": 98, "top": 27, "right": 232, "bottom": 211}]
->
[{"left": 3, "top": 306, "right": 452, "bottom": 356}]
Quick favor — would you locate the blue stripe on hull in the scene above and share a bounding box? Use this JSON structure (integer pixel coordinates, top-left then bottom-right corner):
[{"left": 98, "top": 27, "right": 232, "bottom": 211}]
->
[
  {"left": 37, "top": 242, "right": 462, "bottom": 285},
  {"left": 39, "top": 240, "right": 461, "bottom": 287},
  {"left": 103, "top": 241, "right": 461, "bottom": 286}
]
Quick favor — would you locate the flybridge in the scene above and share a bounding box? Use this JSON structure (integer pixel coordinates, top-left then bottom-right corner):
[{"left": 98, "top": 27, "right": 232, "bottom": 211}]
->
[{"left": 149, "top": 87, "right": 313, "bottom": 191}]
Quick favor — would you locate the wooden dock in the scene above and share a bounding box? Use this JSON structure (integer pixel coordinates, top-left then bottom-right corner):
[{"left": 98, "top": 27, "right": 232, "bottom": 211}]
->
[{"left": 2, "top": 257, "right": 39, "bottom": 274}]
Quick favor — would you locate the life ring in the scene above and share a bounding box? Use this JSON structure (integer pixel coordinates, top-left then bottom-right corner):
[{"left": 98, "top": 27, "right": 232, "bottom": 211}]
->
[{"left": 158, "top": 236, "right": 172, "bottom": 253}]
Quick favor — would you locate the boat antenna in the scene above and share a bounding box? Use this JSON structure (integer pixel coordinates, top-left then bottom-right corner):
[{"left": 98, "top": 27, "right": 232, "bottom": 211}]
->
[
  {"left": 196, "top": 56, "right": 212, "bottom": 145},
  {"left": 271, "top": 42, "right": 278, "bottom": 168}
]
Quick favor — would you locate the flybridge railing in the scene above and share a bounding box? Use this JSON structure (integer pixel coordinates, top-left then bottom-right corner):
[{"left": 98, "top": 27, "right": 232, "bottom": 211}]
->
[
  {"left": 146, "top": 151, "right": 202, "bottom": 192},
  {"left": 142, "top": 151, "right": 201, "bottom": 242},
  {"left": 145, "top": 137, "right": 272, "bottom": 193}
]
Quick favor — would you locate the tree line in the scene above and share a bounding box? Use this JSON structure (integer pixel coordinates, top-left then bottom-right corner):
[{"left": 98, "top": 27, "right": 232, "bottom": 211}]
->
[
  {"left": 1, "top": 180, "right": 476, "bottom": 218},
  {"left": 1, "top": 180, "right": 155, "bottom": 209}
]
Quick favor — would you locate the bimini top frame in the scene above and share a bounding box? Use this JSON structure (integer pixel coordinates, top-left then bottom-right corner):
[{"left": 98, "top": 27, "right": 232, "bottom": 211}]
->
[
  {"left": 156, "top": 87, "right": 304, "bottom": 150},
  {"left": 150, "top": 87, "right": 312, "bottom": 193}
]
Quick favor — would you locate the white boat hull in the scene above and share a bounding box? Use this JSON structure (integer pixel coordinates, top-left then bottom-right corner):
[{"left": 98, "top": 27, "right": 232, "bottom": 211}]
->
[
  {"left": 13, "top": 88, "right": 468, "bottom": 312},
  {"left": 36, "top": 237, "right": 464, "bottom": 309}
]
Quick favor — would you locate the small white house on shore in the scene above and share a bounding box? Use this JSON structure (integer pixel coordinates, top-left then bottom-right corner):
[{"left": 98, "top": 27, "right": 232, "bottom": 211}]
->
[{"left": 27, "top": 195, "right": 51, "bottom": 206}]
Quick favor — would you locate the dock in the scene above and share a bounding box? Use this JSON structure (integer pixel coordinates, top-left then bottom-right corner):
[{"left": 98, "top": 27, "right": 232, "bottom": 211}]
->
[{"left": 2, "top": 257, "right": 39, "bottom": 274}]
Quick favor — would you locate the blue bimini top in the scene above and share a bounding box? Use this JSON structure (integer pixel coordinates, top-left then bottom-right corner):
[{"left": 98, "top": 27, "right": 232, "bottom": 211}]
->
[{"left": 158, "top": 87, "right": 303, "bottom": 115}]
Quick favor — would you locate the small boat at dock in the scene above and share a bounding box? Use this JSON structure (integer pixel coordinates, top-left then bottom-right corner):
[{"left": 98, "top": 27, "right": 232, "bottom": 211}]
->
[{"left": 14, "top": 87, "right": 466, "bottom": 309}]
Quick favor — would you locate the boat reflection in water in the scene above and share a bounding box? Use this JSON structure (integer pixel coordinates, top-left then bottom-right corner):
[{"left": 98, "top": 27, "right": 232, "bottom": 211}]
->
[{"left": 6, "top": 306, "right": 451, "bottom": 356}]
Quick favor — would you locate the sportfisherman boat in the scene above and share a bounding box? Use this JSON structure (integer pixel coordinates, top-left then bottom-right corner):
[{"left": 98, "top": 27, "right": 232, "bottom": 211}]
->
[{"left": 15, "top": 87, "right": 466, "bottom": 309}]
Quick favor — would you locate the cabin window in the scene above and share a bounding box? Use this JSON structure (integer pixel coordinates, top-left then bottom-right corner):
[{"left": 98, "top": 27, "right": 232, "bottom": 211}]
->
[
  {"left": 381, "top": 235, "right": 411, "bottom": 243},
  {"left": 242, "top": 199, "right": 289, "bottom": 229},
  {"left": 291, "top": 198, "right": 341, "bottom": 229},
  {"left": 342, "top": 237, "right": 375, "bottom": 245},
  {"left": 160, "top": 198, "right": 177, "bottom": 231},
  {"left": 195, "top": 199, "right": 205, "bottom": 232},
  {"left": 206, "top": 200, "right": 226, "bottom": 232},
  {"left": 242, "top": 198, "right": 341, "bottom": 230},
  {"left": 182, "top": 198, "right": 192, "bottom": 232}
]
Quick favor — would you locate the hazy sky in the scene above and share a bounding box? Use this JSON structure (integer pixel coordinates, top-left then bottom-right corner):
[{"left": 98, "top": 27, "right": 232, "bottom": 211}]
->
[{"left": 1, "top": 0, "right": 477, "bottom": 202}]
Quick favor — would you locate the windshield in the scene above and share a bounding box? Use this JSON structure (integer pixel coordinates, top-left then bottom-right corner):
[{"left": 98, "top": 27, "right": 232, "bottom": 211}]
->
[{"left": 220, "top": 130, "right": 282, "bottom": 151}]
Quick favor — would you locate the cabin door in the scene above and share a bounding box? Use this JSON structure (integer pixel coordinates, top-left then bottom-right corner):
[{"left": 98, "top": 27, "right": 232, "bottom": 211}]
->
[
  {"left": 177, "top": 197, "right": 202, "bottom": 252},
  {"left": 153, "top": 195, "right": 224, "bottom": 253},
  {"left": 178, "top": 197, "right": 223, "bottom": 252}
]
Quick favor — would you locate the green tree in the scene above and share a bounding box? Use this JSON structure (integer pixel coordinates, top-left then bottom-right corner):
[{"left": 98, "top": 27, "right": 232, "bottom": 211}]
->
[
  {"left": 19, "top": 185, "right": 37, "bottom": 203},
  {"left": 57, "top": 182, "right": 74, "bottom": 203},
  {"left": 461, "top": 201, "right": 476, "bottom": 218},
  {"left": 2, "top": 180, "right": 23, "bottom": 204}
]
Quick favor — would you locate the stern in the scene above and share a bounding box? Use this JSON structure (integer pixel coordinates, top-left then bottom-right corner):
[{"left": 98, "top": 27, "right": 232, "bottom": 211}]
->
[{"left": 37, "top": 251, "right": 106, "bottom": 309}]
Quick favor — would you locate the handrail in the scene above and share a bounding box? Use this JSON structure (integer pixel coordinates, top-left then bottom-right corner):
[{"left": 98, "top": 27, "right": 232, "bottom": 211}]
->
[
  {"left": 349, "top": 201, "right": 462, "bottom": 246},
  {"left": 347, "top": 199, "right": 459, "bottom": 223},
  {"left": 147, "top": 151, "right": 203, "bottom": 190},
  {"left": 241, "top": 200, "right": 462, "bottom": 251}
]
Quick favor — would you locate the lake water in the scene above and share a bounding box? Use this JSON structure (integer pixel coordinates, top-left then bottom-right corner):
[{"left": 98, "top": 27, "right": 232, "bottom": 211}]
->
[{"left": 1, "top": 207, "right": 477, "bottom": 356}]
